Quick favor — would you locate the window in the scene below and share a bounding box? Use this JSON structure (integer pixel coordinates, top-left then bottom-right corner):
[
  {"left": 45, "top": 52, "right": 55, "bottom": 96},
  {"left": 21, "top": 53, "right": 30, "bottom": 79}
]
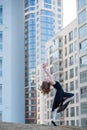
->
[
  {"left": 65, "top": 71, "right": 68, "bottom": 80},
  {"left": 80, "top": 70, "right": 87, "bottom": 83},
  {"left": 65, "top": 59, "right": 68, "bottom": 68},
  {"left": 80, "top": 55, "right": 87, "bottom": 68},
  {"left": 75, "top": 66, "right": 78, "bottom": 76},
  {"left": 0, "top": 58, "right": 2, "bottom": 77},
  {"left": 69, "top": 43, "right": 73, "bottom": 53},
  {"left": 69, "top": 31, "right": 73, "bottom": 41},
  {"left": 78, "top": 0, "right": 86, "bottom": 10},
  {"left": 70, "top": 107, "right": 75, "bottom": 117},
  {"left": 69, "top": 56, "right": 74, "bottom": 66},
  {"left": 65, "top": 83, "right": 68, "bottom": 92},
  {"left": 70, "top": 81, "right": 74, "bottom": 91},
  {"left": 76, "top": 93, "right": 79, "bottom": 102},
  {"left": 0, "top": 6, "right": 3, "bottom": 24},
  {"left": 66, "top": 108, "right": 69, "bottom": 117},
  {"left": 65, "top": 47, "right": 67, "bottom": 56},
  {"left": 79, "top": 24, "right": 87, "bottom": 38},
  {"left": 0, "top": 111, "right": 2, "bottom": 121},
  {"left": 49, "top": 45, "right": 53, "bottom": 54},
  {"left": 76, "top": 106, "right": 79, "bottom": 116},
  {"left": 70, "top": 69, "right": 74, "bottom": 78},
  {"left": 64, "top": 35, "right": 67, "bottom": 44},
  {"left": 71, "top": 120, "right": 75, "bottom": 126},
  {"left": 79, "top": 39, "right": 87, "bottom": 52},
  {"left": 81, "top": 102, "right": 87, "bottom": 114},
  {"left": 74, "top": 28, "right": 77, "bottom": 38},
  {"left": 0, "top": 84, "right": 2, "bottom": 105},
  {"left": 0, "top": 31, "right": 2, "bottom": 50},
  {"left": 81, "top": 118, "right": 87, "bottom": 128},
  {"left": 78, "top": 9, "right": 86, "bottom": 24},
  {"left": 80, "top": 86, "right": 87, "bottom": 98}
]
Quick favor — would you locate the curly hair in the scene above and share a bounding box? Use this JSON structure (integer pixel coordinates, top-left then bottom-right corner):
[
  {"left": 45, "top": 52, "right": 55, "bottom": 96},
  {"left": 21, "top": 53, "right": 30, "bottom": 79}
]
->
[{"left": 40, "top": 81, "right": 51, "bottom": 95}]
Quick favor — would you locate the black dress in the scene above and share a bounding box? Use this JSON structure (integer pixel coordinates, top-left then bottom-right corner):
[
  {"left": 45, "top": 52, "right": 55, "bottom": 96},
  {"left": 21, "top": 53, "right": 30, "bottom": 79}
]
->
[{"left": 52, "top": 81, "right": 64, "bottom": 111}]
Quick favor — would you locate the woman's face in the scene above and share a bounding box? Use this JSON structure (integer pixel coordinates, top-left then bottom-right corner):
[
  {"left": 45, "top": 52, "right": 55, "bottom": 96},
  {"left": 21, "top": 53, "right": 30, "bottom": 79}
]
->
[{"left": 44, "top": 78, "right": 50, "bottom": 83}]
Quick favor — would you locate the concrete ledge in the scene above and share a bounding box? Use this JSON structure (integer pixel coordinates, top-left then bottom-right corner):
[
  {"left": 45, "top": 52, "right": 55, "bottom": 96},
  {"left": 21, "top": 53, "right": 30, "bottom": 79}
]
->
[{"left": 0, "top": 122, "right": 86, "bottom": 130}]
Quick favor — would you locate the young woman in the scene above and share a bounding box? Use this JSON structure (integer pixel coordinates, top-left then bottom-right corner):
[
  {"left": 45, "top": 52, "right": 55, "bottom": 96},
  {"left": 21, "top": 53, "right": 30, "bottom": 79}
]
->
[{"left": 40, "top": 63, "right": 74, "bottom": 126}]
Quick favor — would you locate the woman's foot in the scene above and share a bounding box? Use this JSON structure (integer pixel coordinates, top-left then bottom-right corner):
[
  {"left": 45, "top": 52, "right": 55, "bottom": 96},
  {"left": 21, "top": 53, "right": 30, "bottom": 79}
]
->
[{"left": 51, "top": 120, "right": 57, "bottom": 126}]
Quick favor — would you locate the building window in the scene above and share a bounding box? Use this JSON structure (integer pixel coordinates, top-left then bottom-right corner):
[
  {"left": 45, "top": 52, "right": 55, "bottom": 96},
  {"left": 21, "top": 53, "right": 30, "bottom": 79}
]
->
[
  {"left": 76, "top": 93, "right": 79, "bottom": 102},
  {"left": 69, "top": 56, "right": 74, "bottom": 66},
  {"left": 78, "top": 9, "right": 86, "bottom": 24},
  {"left": 81, "top": 102, "right": 87, "bottom": 114},
  {"left": 81, "top": 118, "right": 87, "bottom": 128},
  {"left": 71, "top": 120, "right": 75, "bottom": 126},
  {"left": 69, "top": 43, "right": 73, "bottom": 53},
  {"left": 50, "top": 66, "right": 53, "bottom": 74},
  {"left": 0, "top": 84, "right": 2, "bottom": 105},
  {"left": 75, "top": 80, "right": 78, "bottom": 89},
  {"left": 53, "top": 62, "right": 58, "bottom": 73},
  {"left": 65, "top": 59, "right": 68, "bottom": 68},
  {"left": 65, "top": 47, "right": 67, "bottom": 56},
  {"left": 75, "top": 66, "right": 78, "bottom": 76},
  {"left": 78, "top": 0, "right": 86, "bottom": 10},
  {"left": 79, "top": 39, "right": 87, "bottom": 53},
  {"left": 79, "top": 24, "right": 87, "bottom": 38},
  {"left": 66, "top": 108, "right": 69, "bottom": 117},
  {"left": 0, "top": 111, "right": 2, "bottom": 121},
  {"left": 70, "top": 81, "right": 74, "bottom": 91},
  {"left": 80, "top": 55, "right": 87, "bottom": 68},
  {"left": 49, "top": 45, "right": 53, "bottom": 54},
  {"left": 80, "top": 70, "right": 87, "bottom": 83},
  {"left": 70, "top": 107, "right": 75, "bottom": 117},
  {"left": 80, "top": 86, "right": 87, "bottom": 98},
  {"left": 74, "top": 28, "right": 77, "bottom": 38},
  {"left": 64, "top": 35, "right": 67, "bottom": 44},
  {"left": 69, "top": 31, "right": 73, "bottom": 41},
  {"left": 0, "top": 58, "right": 2, "bottom": 77},
  {"left": 0, "top": 6, "right": 3, "bottom": 24},
  {"left": 70, "top": 68, "right": 74, "bottom": 78},
  {"left": 65, "top": 71, "right": 68, "bottom": 80},
  {"left": 0, "top": 31, "right": 2, "bottom": 50},
  {"left": 76, "top": 106, "right": 79, "bottom": 116},
  {"left": 65, "top": 83, "right": 68, "bottom": 92}
]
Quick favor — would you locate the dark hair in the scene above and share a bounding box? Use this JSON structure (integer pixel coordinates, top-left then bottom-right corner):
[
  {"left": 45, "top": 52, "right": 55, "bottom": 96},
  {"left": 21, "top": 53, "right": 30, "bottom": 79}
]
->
[{"left": 40, "top": 81, "right": 51, "bottom": 95}]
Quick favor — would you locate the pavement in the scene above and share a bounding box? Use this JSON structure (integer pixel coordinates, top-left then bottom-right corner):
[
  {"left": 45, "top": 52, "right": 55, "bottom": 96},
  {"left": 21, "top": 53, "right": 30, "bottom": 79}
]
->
[{"left": 0, "top": 122, "right": 86, "bottom": 130}]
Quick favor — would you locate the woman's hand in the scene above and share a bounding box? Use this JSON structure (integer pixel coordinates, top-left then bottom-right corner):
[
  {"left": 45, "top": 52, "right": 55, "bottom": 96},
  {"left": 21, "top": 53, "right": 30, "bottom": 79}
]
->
[{"left": 42, "top": 63, "right": 47, "bottom": 69}]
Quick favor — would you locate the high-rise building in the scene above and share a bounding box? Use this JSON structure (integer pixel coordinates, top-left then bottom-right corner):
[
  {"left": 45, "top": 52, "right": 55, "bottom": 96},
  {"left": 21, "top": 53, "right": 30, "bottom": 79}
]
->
[
  {"left": 24, "top": 0, "right": 63, "bottom": 124},
  {"left": 41, "top": 0, "right": 87, "bottom": 128},
  {"left": 45, "top": 19, "right": 78, "bottom": 125},
  {"left": 77, "top": 0, "right": 87, "bottom": 128},
  {"left": 0, "top": 0, "right": 25, "bottom": 123}
]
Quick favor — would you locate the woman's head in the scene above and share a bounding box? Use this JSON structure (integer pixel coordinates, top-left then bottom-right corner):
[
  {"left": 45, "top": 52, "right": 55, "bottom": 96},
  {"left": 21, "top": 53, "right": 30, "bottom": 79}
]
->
[{"left": 40, "top": 81, "right": 51, "bottom": 95}]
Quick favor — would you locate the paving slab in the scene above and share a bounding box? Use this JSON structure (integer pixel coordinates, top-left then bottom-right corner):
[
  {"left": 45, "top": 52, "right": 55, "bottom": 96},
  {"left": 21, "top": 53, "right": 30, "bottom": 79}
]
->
[{"left": 0, "top": 122, "right": 86, "bottom": 130}]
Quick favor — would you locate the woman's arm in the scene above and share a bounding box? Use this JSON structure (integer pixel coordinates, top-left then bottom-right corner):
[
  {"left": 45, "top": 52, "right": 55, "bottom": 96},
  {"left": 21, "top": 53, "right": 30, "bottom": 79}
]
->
[{"left": 42, "top": 64, "right": 55, "bottom": 85}]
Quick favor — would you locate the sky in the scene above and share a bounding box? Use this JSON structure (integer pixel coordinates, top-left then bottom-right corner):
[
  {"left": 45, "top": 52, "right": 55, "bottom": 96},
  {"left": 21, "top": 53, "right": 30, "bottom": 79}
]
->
[{"left": 63, "top": 0, "right": 77, "bottom": 27}]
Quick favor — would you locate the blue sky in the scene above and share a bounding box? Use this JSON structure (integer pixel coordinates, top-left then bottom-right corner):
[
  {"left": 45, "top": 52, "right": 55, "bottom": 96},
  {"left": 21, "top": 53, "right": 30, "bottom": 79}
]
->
[{"left": 63, "top": 0, "right": 77, "bottom": 27}]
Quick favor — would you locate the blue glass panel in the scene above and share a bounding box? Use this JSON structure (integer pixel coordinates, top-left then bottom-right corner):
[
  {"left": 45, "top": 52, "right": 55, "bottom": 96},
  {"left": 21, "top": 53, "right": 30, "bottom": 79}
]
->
[
  {"left": 78, "top": 0, "right": 86, "bottom": 9},
  {"left": 78, "top": 10, "right": 86, "bottom": 24}
]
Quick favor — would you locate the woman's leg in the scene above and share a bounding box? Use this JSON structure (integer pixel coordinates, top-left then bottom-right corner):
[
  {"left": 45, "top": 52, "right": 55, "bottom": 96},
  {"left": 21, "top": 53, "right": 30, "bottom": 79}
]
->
[
  {"left": 63, "top": 92, "right": 74, "bottom": 105},
  {"left": 51, "top": 108, "right": 58, "bottom": 126}
]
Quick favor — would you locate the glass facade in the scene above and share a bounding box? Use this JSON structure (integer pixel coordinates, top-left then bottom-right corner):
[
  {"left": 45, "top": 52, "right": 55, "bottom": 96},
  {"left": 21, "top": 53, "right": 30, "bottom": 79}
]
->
[
  {"left": 78, "top": 9, "right": 86, "bottom": 24},
  {"left": 79, "top": 24, "right": 87, "bottom": 38},
  {"left": 40, "top": 10, "right": 54, "bottom": 63},
  {"left": 0, "top": 84, "right": 2, "bottom": 105},
  {"left": 78, "top": 0, "right": 86, "bottom": 10},
  {"left": 80, "top": 55, "right": 87, "bottom": 67},
  {"left": 0, "top": 31, "right": 2, "bottom": 50},
  {"left": 0, "top": 6, "right": 3, "bottom": 24},
  {"left": 79, "top": 39, "right": 87, "bottom": 52},
  {"left": 0, "top": 58, "right": 2, "bottom": 77}
]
